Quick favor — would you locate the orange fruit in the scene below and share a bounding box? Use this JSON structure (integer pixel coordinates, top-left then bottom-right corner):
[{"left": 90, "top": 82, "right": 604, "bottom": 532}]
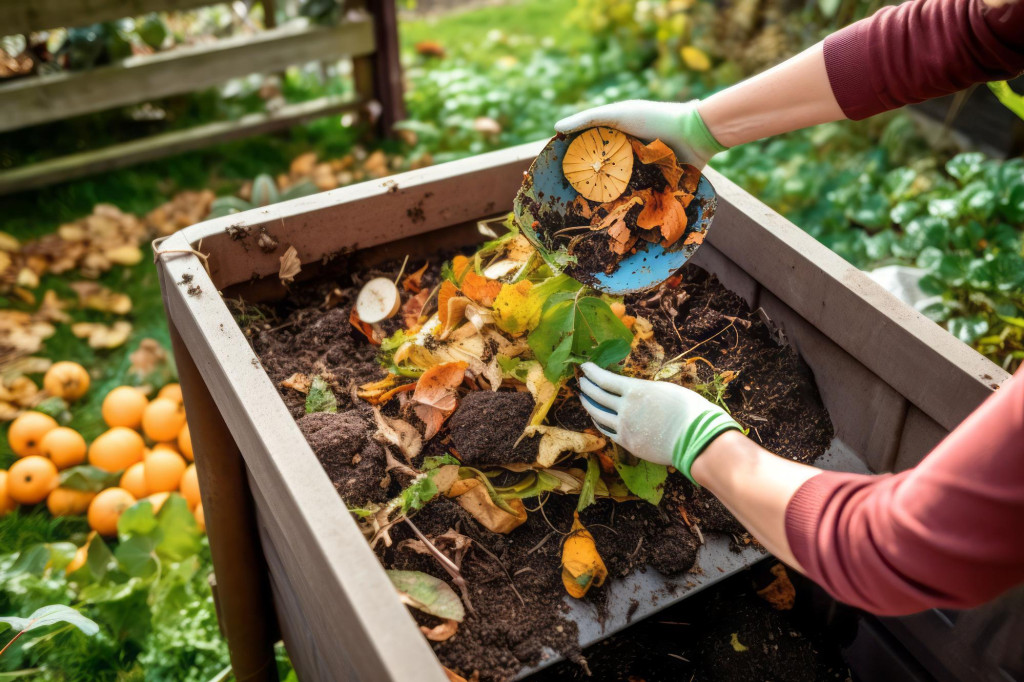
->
[
  {"left": 89, "top": 427, "right": 146, "bottom": 473},
  {"left": 177, "top": 423, "right": 193, "bottom": 461},
  {"left": 144, "top": 450, "right": 186, "bottom": 493},
  {"left": 142, "top": 398, "right": 187, "bottom": 443},
  {"left": 145, "top": 492, "right": 170, "bottom": 514},
  {"left": 39, "top": 427, "right": 87, "bottom": 469},
  {"left": 101, "top": 386, "right": 148, "bottom": 429},
  {"left": 43, "top": 362, "right": 90, "bottom": 402},
  {"left": 8, "top": 412, "right": 59, "bottom": 458},
  {"left": 193, "top": 502, "right": 205, "bottom": 532},
  {"left": 66, "top": 544, "right": 88, "bottom": 574},
  {"left": 0, "top": 471, "right": 16, "bottom": 515},
  {"left": 7, "top": 456, "right": 59, "bottom": 505},
  {"left": 119, "top": 462, "right": 148, "bottom": 499},
  {"left": 179, "top": 464, "right": 200, "bottom": 509},
  {"left": 47, "top": 487, "right": 96, "bottom": 516},
  {"left": 151, "top": 442, "right": 179, "bottom": 455},
  {"left": 88, "top": 487, "right": 136, "bottom": 536},
  {"left": 157, "top": 383, "right": 183, "bottom": 406}
]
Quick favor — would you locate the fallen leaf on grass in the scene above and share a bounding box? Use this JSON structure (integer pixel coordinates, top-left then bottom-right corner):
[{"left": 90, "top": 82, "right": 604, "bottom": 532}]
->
[
  {"left": 412, "top": 361, "right": 467, "bottom": 439},
  {"left": 128, "top": 338, "right": 168, "bottom": 379},
  {"left": 448, "top": 478, "right": 527, "bottom": 534},
  {"left": 402, "top": 288, "right": 430, "bottom": 329},
  {"left": 71, "top": 321, "right": 132, "bottom": 349},
  {"left": 387, "top": 569, "right": 465, "bottom": 622},
  {"left": 756, "top": 563, "right": 795, "bottom": 610},
  {"left": 36, "top": 291, "right": 70, "bottom": 324},
  {"left": 561, "top": 512, "right": 608, "bottom": 598},
  {"left": 422, "top": 618, "right": 459, "bottom": 642},
  {"left": 278, "top": 245, "right": 301, "bottom": 285},
  {"left": 281, "top": 373, "right": 312, "bottom": 394},
  {"left": 403, "top": 262, "right": 430, "bottom": 292},
  {"left": 636, "top": 188, "right": 690, "bottom": 247},
  {"left": 69, "top": 282, "right": 132, "bottom": 315},
  {"left": 105, "top": 245, "right": 144, "bottom": 266}
]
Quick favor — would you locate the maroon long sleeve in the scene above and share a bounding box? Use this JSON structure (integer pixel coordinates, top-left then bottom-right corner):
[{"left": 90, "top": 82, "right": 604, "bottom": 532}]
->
[
  {"left": 785, "top": 368, "right": 1024, "bottom": 616},
  {"left": 824, "top": 0, "right": 1024, "bottom": 120}
]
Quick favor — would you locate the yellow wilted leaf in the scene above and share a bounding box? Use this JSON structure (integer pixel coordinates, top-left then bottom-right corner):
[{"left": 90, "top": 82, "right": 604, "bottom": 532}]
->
[
  {"left": 522, "top": 425, "right": 605, "bottom": 468},
  {"left": 492, "top": 280, "right": 540, "bottom": 336},
  {"left": 71, "top": 321, "right": 133, "bottom": 349},
  {"left": 69, "top": 282, "right": 132, "bottom": 315},
  {"left": 106, "top": 245, "right": 144, "bottom": 266},
  {"left": 561, "top": 512, "right": 608, "bottom": 598},
  {"left": 448, "top": 478, "right": 528, "bottom": 534},
  {"left": 681, "top": 45, "right": 711, "bottom": 71}
]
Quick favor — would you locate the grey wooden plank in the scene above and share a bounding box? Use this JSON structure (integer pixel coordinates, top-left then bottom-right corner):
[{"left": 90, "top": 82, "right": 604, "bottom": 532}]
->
[
  {"left": 702, "top": 166, "right": 1009, "bottom": 431},
  {"left": 0, "top": 0, "right": 213, "bottom": 33},
  {"left": 757, "top": 290, "right": 907, "bottom": 473},
  {"left": 0, "top": 94, "right": 364, "bottom": 195},
  {"left": 157, "top": 234, "right": 448, "bottom": 682},
  {"left": 893, "top": 405, "right": 948, "bottom": 472},
  {"left": 0, "top": 20, "right": 374, "bottom": 132}
]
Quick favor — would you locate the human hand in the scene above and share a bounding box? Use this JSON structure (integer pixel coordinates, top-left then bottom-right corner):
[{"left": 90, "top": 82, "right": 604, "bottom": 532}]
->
[
  {"left": 554, "top": 100, "right": 728, "bottom": 169},
  {"left": 577, "top": 362, "right": 741, "bottom": 483}
]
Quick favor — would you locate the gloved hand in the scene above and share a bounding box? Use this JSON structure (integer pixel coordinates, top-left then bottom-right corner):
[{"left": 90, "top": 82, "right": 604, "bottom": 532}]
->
[
  {"left": 578, "top": 362, "right": 741, "bottom": 484},
  {"left": 555, "top": 100, "right": 728, "bottom": 169}
]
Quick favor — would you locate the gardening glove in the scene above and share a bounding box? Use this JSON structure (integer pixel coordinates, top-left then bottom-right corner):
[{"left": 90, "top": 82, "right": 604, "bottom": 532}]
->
[
  {"left": 577, "top": 362, "right": 741, "bottom": 484},
  {"left": 555, "top": 100, "right": 728, "bottom": 169}
]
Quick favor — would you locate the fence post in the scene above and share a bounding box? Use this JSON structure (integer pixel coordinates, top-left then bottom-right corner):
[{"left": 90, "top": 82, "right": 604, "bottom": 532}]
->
[{"left": 352, "top": 0, "right": 406, "bottom": 135}]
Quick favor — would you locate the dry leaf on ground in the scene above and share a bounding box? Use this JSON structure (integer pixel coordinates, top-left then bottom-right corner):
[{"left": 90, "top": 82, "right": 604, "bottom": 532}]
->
[
  {"left": 128, "top": 338, "right": 169, "bottom": 378},
  {"left": 373, "top": 407, "right": 424, "bottom": 462},
  {"left": 69, "top": 281, "right": 132, "bottom": 315},
  {"left": 629, "top": 138, "right": 684, "bottom": 188},
  {"left": 521, "top": 425, "right": 606, "bottom": 468},
  {"left": 403, "top": 262, "right": 430, "bottom": 293},
  {"left": 281, "top": 373, "right": 312, "bottom": 394},
  {"left": 412, "top": 361, "right": 467, "bottom": 439},
  {"left": 402, "top": 288, "right": 430, "bottom": 330},
  {"left": 447, "top": 478, "right": 528, "bottom": 534},
  {"left": 71, "top": 321, "right": 133, "bottom": 349},
  {"left": 636, "top": 188, "right": 690, "bottom": 248},
  {"left": 756, "top": 563, "right": 796, "bottom": 610}
]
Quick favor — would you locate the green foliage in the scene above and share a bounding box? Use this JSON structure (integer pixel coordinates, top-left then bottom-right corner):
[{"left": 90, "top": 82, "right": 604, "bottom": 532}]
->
[
  {"left": 528, "top": 292, "right": 634, "bottom": 382},
  {"left": 305, "top": 376, "right": 338, "bottom": 414},
  {"left": 576, "top": 456, "right": 601, "bottom": 512},
  {"left": 613, "top": 453, "right": 669, "bottom": 506},
  {"left": 988, "top": 81, "right": 1024, "bottom": 121},
  {"left": 0, "top": 604, "right": 100, "bottom": 640}
]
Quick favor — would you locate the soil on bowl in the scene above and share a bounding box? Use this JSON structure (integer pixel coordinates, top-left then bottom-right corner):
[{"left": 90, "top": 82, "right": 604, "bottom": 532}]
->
[{"left": 241, "top": 250, "right": 834, "bottom": 681}]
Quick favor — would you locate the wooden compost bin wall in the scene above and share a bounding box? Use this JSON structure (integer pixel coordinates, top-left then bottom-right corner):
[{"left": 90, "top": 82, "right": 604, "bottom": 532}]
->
[{"left": 157, "top": 141, "right": 1014, "bottom": 681}]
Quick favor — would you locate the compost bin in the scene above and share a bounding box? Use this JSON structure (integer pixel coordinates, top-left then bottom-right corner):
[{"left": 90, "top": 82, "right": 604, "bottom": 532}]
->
[{"left": 155, "top": 141, "right": 1017, "bottom": 682}]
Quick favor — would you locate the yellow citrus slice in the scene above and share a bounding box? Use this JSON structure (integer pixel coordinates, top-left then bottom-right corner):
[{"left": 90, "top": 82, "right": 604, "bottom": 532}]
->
[{"left": 562, "top": 127, "right": 633, "bottom": 203}]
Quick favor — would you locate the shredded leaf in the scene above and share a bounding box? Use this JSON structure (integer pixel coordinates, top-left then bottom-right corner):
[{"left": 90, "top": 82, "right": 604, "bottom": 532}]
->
[
  {"left": 305, "top": 376, "right": 337, "bottom": 414},
  {"left": 387, "top": 569, "right": 465, "bottom": 622},
  {"left": 278, "top": 245, "right": 301, "bottom": 284}
]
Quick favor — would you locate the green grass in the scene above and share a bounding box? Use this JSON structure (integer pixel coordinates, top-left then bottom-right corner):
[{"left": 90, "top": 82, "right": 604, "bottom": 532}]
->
[{"left": 399, "top": 0, "right": 585, "bottom": 58}]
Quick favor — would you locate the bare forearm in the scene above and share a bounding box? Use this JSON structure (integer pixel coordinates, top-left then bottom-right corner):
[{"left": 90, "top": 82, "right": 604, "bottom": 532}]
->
[
  {"left": 697, "top": 42, "right": 844, "bottom": 148},
  {"left": 689, "top": 430, "right": 823, "bottom": 570}
]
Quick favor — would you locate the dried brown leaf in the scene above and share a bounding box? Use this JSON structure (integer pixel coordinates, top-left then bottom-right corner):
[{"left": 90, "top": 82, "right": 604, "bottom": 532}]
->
[
  {"left": 279, "top": 245, "right": 301, "bottom": 285},
  {"left": 421, "top": 618, "right": 459, "bottom": 642}
]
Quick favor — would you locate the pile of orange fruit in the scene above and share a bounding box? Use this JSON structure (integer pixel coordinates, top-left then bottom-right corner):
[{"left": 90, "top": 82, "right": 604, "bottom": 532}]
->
[{"left": 1, "top": 361, "right": 204, "bottom": 536}]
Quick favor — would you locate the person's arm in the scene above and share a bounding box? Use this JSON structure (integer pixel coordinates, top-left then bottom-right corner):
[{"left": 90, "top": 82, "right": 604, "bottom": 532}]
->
[
  {"left": 556, "top": 0, "right": 1024, "bottom": 166},
  {"left": 579, "top": 363, "right": 1024, "bottom": 616}
]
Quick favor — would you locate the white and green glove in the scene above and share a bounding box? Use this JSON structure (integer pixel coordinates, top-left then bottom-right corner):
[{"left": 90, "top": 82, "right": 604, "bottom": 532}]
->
[
  {"left": 578, "top": 362, "right": 741, "bottom": 484},
  {"left": 555, "top": 100, "right": 728, "bottom": 169}
]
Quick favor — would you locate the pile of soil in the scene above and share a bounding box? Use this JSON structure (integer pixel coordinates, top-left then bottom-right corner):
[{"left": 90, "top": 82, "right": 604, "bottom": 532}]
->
[{"left": 241, "top": 251, "right": 834, "bottom": 681}]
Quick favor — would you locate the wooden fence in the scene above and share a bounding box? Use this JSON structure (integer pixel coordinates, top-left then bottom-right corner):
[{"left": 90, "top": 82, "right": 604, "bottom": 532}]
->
[{"left": 0, "top": 0, "right": 405, "bottom": 195}]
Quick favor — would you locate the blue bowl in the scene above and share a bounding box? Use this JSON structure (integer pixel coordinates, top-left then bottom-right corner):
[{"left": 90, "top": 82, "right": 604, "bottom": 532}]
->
[{"left": 514, "top": 132, "right": 718, "bottom": 294}]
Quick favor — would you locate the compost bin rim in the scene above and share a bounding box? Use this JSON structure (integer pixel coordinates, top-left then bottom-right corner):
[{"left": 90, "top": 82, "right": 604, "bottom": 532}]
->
[{"left": 155, "top": 230, "right": 450, "bottom": 682}]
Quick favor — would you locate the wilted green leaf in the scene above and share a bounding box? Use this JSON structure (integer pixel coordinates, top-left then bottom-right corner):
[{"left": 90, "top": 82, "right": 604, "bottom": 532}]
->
[
  {"left": 305, "top": 376, "right": 338, "bottom": 414},
  {"left": 576, "top": 455, "right": 601, "bottom": 512},
  {"left": 59, "top": 465, "right": 121, "bottom": 493},
  {"left": 387, "top": 569, "right": 465, "bottom": 622},
  {"left": 614, "top": 455, "right": 669, "bottom": 506}
]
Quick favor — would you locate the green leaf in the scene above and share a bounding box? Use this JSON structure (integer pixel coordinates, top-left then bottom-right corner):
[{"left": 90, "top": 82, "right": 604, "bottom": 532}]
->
[
  {"left": 589, "top": 338, "right": 631, "bottom": 369},
  {"left": 948, "top": 315, "right": 990, "bottom": 344},
  {"left": 399, "top": 475, "right": 439, "bottom": 515},
  {"left": 613, "top": 456, "right": 669, "bottom": 506},
  {"left": 0, "top": 605, "right": 99, "bottom": 637},
  {"left": 422, "top": 454, "right": 460, "bottom": 469},
  {"left": 114, "top": 535, "right": 158, "bottom": 578},
  {"left": 59, "top": 465, "right": 121, "bottom": 493},
  {"left": 305, "top": 376, "right": 338, "bottom": 414},
  {"left": 528, "top": 293, "right": 633, "bottom": 382},
  {"left": 386, "top": 570, "right": 465, "bottom": 622},
  {"left": 118, "top": 499, "right": 158, "bottom": 539},
  {"left": 154, "top": 495, "right": 201, "bottom": 562},
  {"left": 576, "top": 455, "right": 600, "bottom": 512}
]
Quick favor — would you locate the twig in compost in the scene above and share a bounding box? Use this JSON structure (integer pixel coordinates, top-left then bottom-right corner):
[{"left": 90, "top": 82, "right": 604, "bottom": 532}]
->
[
  {"left": 394, "top": 254, "right": 410, "bottom": 285},
  {"left": 668, "top": 653, "right": 690, "bottom": 663},
  {"left": 693, "top": 522, "right": 704, "bottom": 545},
  {"left": 588, "top": 523, "right": 619, "bottom": 535},
  {"left": 527, "top": 531, "right": 556, "bottom": 555},
  {"left": 658, "top": 621, "right": 690, "bottom": 626},
  {"left": 628, "top": 536, "right": 644, "bottom": 561},
  {"left": 535, "top": 493, "right": 569, "bottom": 536},
  {"left": 464, "top": 533, "right": 526, "bottom": 608},
  {"left": 513, "top": 567, "right": 534, "bottom": 577},
  {"left": 664, "top": 321, "right": 736, "bottom": 365},
  {"left": 153, "top": 241, "right": 212, "bottom": 276},
  {"left": 404, "top": 518, "right": 475, "bottom": 615}
]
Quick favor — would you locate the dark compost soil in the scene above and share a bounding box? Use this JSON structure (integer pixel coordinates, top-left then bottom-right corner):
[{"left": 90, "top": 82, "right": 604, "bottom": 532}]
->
[{"left": 241, "top": 251, "right": 834, "bottom": 681}]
